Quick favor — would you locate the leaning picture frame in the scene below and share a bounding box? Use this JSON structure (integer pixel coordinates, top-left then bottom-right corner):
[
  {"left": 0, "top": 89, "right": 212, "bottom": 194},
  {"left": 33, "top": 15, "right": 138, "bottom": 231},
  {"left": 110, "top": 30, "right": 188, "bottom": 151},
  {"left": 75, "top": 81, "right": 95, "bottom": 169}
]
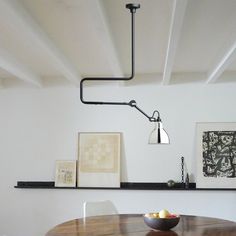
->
[
  {"left": 196, "top": 122, "right": 236, "bottom": 188},
  {"left": 55, "top": 160, "right": 77, "bottom": 187},
  {"left": 78, "top": 132, "right": 121, "bottom": 188}
]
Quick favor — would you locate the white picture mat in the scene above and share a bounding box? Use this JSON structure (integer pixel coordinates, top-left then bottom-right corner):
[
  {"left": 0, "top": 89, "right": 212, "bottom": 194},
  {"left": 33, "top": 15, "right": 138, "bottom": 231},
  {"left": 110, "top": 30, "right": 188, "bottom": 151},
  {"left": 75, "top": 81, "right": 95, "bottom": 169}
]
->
[
  {"left": 78, "top": 132, "right": 120, "bottom": 188},
  {"left": 78, "top": 172, "right": 120, "bottom": 188},
  {"left": 196, "top": 122, "right": 236, "bottom": 188}
]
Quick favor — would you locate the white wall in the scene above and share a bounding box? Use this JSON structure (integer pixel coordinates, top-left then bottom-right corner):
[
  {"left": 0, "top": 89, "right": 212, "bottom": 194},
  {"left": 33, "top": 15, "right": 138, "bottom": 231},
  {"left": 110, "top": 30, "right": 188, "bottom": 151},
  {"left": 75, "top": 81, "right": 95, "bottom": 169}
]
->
[{"left": 0, "top": 82, "right": 236, "bottom": 236}]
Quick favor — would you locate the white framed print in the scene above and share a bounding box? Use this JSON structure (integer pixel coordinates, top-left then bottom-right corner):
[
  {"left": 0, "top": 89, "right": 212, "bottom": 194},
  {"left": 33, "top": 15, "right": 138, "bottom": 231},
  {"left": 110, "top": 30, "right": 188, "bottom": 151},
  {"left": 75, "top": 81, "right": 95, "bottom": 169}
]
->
[
  {"left": 55, "top": 160, "right": 77, "bottom": 187},
  {"left": 78, "top": 132, "right": 121, "bottom": 188},
  {"left": 196, "top": 122, "right": 236, "bottom": 188}
]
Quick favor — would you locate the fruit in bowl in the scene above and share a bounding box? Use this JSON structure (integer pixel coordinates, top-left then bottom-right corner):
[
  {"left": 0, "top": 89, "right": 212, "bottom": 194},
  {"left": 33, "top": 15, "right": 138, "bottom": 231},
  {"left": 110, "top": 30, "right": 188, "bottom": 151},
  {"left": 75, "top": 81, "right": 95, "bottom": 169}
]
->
[
  {"left": 144, "top": 209, "right": 180, "bottom": 231},
  {"left": 159, "top": 209, "right": 170, "bottom": 218}
]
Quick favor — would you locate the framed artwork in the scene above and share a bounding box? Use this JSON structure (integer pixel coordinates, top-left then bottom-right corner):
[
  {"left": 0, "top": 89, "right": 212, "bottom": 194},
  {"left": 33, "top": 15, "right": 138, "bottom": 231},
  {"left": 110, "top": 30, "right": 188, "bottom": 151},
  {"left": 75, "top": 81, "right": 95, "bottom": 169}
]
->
[
  {"left": 55, "top": 160, "right": 77, "bottom": 187},
  {"left": 78, "top": 132, "right": 121, "bottom": 188},
  {"left": 196, "top": 122, "right": 236, "bottom": 188}
]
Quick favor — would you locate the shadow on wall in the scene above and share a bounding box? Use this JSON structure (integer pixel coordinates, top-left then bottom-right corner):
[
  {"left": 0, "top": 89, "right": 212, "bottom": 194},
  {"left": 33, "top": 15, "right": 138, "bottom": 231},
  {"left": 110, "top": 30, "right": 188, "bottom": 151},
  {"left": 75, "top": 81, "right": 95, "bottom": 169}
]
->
[{"left": 121, "top": 133, "right": 128, "bottom": 182}]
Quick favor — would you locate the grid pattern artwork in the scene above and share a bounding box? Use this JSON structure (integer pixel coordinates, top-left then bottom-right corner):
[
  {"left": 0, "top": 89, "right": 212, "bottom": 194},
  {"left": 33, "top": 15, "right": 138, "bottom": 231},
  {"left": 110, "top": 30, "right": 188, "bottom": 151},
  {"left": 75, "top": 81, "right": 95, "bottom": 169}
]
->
[
  {"left": 79, "top": 133, "right": 119, "bottom": 173},
  {"left": 78, "top": 132, "right": 121, "bottom": 188}
]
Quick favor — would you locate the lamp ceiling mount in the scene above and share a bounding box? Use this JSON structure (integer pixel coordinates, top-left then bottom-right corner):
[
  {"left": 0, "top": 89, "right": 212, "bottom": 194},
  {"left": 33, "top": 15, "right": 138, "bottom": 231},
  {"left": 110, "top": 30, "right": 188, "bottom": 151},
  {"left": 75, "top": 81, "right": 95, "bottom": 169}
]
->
[{"left": 126, "top": 3, "right": 140, "bottom": 13}]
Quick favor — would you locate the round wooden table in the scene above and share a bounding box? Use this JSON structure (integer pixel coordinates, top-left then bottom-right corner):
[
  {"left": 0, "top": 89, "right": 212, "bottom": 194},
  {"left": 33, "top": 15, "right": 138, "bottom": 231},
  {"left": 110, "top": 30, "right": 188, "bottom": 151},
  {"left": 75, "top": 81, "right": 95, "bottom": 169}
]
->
[{"left": 46, "top": 214, "right": 236, "bottom": 236}]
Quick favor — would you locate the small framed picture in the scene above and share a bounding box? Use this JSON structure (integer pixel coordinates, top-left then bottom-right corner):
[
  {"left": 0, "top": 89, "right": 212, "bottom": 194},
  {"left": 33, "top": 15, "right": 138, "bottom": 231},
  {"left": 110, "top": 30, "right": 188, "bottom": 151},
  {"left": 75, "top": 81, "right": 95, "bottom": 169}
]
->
[
  {"left": 196, "top": 122, "right": 236, "bottom": 188},
  {"left": 55, "top": 160, "right": 77, "bottom": 187}
]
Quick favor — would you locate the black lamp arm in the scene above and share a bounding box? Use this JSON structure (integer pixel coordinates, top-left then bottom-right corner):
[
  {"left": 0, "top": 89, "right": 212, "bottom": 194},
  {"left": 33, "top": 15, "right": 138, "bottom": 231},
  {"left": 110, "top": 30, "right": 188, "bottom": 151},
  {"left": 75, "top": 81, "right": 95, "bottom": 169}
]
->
[
  {"left": 79, "top": 4, "right": 160, "bottom": 122},
  {"left": 128, "top": 100, "right": 161, "bottom": 122},
  {"left": 80, "top": 5, "right": 137, "bottom": 106}
]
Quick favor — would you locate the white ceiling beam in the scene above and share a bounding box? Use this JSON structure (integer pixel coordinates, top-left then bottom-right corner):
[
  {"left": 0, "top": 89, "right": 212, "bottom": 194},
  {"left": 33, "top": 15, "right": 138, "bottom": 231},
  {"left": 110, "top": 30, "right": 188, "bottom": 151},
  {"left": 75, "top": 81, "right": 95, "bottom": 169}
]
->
[
  {"left": 87, "top": 0, "right": 124, "bottom": 77},
  {"left": 162, "top": 0, "right": 188, "bottom": 85},
  {"left": 206, "top": 41, "right": 236, "bottom": 84},
  {"left": 0, "top": 0, "right": 81, "bottom": 85},
  {"left": 0, "top": 48, "right": 42, "bottom": 87}
]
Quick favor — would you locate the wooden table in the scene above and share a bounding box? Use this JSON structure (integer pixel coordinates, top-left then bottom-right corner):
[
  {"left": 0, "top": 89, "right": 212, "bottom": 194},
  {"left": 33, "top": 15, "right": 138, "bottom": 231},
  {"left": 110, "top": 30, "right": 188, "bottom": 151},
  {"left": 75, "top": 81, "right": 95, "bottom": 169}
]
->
[{"left": 46, "top": 214, "right": 236, "bottom": 236}]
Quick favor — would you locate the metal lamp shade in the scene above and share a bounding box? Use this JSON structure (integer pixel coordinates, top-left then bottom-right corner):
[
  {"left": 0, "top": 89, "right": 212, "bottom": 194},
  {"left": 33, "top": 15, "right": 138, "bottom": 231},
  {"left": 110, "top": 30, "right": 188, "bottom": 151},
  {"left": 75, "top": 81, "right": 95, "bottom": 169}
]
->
[{"left": 149, "top": 121, "right": 170, "bottom": 144}]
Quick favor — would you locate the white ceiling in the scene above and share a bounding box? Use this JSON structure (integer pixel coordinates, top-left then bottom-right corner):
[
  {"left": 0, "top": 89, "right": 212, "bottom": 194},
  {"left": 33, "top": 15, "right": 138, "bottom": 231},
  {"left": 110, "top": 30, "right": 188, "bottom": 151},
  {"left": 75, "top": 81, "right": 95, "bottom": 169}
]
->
[{"left": 0, "top": 0, "right": 235, "bottom": 88}]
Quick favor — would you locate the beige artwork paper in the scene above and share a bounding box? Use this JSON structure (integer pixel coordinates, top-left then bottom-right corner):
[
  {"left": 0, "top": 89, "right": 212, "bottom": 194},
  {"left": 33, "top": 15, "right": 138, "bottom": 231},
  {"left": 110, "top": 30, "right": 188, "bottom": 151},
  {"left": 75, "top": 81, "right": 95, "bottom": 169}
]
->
[
  {"left": 78, "top": 133, "right": 121, "bottom": 188},
  {"left": 55, "top": 160, "right": 77, "bottom": 187}
]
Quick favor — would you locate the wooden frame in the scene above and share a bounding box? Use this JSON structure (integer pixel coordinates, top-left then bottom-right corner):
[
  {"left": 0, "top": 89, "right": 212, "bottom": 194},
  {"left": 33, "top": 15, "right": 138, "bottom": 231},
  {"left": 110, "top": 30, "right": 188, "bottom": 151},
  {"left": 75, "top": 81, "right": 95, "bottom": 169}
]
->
[
  {"left": 196, "top": 122, "right": 236, "bottom": 188},
  {"left": 78, "top": 132, "right": 121, "bottom": 188},
  {"left": 55, "top": 160, "right": 77, "bottom": 187}
]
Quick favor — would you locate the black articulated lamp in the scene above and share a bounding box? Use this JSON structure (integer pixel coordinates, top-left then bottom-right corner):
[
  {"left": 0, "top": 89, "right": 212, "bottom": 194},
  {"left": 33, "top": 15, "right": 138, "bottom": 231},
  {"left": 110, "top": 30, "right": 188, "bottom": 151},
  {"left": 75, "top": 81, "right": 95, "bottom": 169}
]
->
[{"left": 80, "top": 3, "right": 170, "bottom": 144}]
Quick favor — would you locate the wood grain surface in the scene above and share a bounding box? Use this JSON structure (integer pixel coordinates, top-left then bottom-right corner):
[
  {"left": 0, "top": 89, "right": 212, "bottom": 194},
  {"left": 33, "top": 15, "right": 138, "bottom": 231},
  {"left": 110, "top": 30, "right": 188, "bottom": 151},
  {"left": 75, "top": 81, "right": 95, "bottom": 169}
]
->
[{"left": 46, "top": 214, "right": 236, "bottom": 236}]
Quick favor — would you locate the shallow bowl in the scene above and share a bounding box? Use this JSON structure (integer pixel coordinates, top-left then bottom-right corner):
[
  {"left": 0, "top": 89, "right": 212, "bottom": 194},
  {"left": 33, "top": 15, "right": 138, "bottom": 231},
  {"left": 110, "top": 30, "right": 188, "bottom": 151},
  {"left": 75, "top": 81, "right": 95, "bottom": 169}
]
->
[{"left": 143, "top": 213, "right": 180, "bottom": 231}]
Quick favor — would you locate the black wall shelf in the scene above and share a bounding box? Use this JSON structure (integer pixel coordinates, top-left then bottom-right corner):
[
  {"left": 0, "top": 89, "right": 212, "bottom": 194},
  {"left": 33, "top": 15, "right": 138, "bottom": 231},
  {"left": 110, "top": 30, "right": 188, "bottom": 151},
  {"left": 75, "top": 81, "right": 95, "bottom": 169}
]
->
[{"left": 14, "top": 181, "right": 236, "bottom": 191}]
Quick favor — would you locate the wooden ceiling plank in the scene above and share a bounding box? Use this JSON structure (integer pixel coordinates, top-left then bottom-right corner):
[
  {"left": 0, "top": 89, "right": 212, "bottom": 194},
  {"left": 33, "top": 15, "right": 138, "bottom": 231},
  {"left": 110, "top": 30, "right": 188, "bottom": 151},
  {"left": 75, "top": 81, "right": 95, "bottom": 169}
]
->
[
  {"left": 206, "top": 41, "right": 236, "bottom": 84},
  {"left": 0, "top": 48, "right": 42, "bottom": 87},
  {"left": 0, "top": 78, "right": 3, "bottom": 89},
  {"left": 0, "top": 0, "right": 81, "bottom": 85},
  {"left": 162, "top": 0, "right": 188, "bottom": 85},
  {"left": 88, "top": 0, "right": 124, "bottom": 77}
]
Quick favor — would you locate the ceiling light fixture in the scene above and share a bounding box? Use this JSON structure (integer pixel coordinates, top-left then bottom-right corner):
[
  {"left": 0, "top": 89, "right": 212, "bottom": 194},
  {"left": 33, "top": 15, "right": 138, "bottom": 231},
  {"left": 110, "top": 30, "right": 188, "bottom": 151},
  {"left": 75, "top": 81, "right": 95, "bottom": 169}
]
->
[{"left": 80, "top": 3, "right": 169, "bottom": 144}]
